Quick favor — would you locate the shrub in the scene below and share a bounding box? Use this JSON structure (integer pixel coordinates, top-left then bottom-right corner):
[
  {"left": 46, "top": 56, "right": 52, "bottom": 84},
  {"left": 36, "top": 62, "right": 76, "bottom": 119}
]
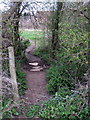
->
[
  {"left": 26, "top": 105, "right": 40, "bottom": 118},
  {"left": 34, "top": 47, "right": 51, "bottom": 64},
  {"left": 39, "top": 88, "right": 89, "bottom": 119},
  {"left": 15, "top": 39, "right": 30, "bottom": 61},
  {"left": 47, "top": 24, "right": 88, "bottom": 94},
  {"left": 16, "top": 61, "right": 27, "bottom": 96},
  {"left": 47, "top": 65, "right": 73, "bottom": 94}
]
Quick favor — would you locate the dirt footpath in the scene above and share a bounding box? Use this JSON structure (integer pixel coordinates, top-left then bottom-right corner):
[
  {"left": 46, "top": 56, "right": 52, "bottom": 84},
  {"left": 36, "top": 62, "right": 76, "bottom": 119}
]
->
[
  {"left": 25, "top": 70, "right": 50, "bottom": 104},
  {"left": 24, "top": 40, "right": 50, "bottom": 105}
]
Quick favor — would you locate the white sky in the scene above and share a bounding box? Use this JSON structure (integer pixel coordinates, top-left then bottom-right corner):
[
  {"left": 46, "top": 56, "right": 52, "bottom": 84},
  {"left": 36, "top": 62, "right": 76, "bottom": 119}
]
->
[
  {"left": 0, "top": 0, "right": 89, "bottom": 12},
  {"left": 0, "top": 0, "right": 10, "bottom": 12}
]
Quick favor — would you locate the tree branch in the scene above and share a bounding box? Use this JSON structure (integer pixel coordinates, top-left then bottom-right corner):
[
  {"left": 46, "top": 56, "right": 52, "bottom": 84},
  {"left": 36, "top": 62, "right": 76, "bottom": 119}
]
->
[{"left": 69, "top": 8, "right": 90, "bottom": 21}]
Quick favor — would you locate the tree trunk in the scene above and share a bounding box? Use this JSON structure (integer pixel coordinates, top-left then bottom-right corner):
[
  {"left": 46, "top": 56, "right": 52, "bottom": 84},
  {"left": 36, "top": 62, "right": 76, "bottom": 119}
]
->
[
  {"left": 12, "top": 2, "right": 21, "bottom": 54},
  {"left": 0, "top": 14, "right": 2, "bottom": 120},
  {"left": 86, "top": 3, "right": 90, "bottom": 116},
  {"left": 51, "top": 2, "right": 63, "bottom": 59},
  {"left": 2, "top": 2, "right": 22, "bottom": 49}
]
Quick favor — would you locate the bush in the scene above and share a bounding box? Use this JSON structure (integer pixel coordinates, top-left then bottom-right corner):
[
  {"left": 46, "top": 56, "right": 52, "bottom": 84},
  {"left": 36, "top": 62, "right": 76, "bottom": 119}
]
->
[
  {"left": 15, "top": 39, "right": 30, "bottom": 61},
  {"left": 15, "top": 38, "right": 29, "bottom": 96},
  {"left": 47, "top": 48, "right": 88, "bottom": 94},
  {"left": 47, "top": 24, "right": 88, "bottom": 94},
  {"left": 34, "top": 47, "right": 51, "bottom": 64},
  {"left": 39, "top": 88, "right": 89, "bottom": 119},
  {"left": 2, "top": 97, "right": 20, "bottom": 118},
  {"left": 26, "top": 105, "right": 40, "bottom": 118},
  {"left": 47, "top": 65, "right": 73, "bottom": 94},
  {"left": 16, "top": 61, "right": 27, "bottom": 96}
]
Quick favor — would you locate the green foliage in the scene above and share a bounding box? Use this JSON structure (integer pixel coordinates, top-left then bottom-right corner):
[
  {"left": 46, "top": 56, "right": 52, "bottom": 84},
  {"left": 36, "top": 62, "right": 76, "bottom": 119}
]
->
[
  {"left": 2, "top": 39, "right": 28, "bottom": 119},
  {"left": 15, "top": 38, "right": 28, "bottom": 96},
  {"left": 2, "top": 98, "right": 20, "bottom": 118},
  {"left": 16, "top": 61, "right": 27, "bottom": 96},
  {"left": 26, "top": 105, "right": 40, "bottom": 118},
  {"left": 39, "top": 88, "right": 89, "bottom": 119},
  {"left": 15, "top": 39, "right": 30, "bottom": 61},
  {"left": 46, "top": 23, "right": 88, "bottom": 94},
  {"left": 34, "top": 47, "right": 51, "bottom": 64},
  {"left": 47, "top": 65, "right": 74, "bottom": 94},
  {"left": 3, "top": 107, "right": 19, "bottom": 118}
]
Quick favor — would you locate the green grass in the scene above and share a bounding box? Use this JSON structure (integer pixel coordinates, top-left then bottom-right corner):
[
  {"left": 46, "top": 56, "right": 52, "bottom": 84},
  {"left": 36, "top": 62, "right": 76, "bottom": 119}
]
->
[{"left": 20, "top": 30, "right": 44, "bottom": 41}]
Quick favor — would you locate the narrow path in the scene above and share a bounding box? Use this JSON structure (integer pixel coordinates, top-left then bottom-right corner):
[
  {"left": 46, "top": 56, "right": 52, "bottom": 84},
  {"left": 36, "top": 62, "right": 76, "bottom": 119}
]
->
[
  {"left": 24, "top": 40, "right": 50, "bottom": 105},
  {"left": 25, "top": 70, "right": 50, "bottom": 104}
]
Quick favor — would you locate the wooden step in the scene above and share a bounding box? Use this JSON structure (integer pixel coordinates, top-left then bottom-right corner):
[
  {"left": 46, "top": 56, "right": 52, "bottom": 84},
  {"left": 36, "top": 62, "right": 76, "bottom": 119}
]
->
[
  {"left": 29, "top": 62, "right": 39, "bottom": 66},
  {"left": 30, "top": 67, "right": 43, "bottom": 72},
  {"left": 32, "top": 66, "right": 41, "bottom": 69}
]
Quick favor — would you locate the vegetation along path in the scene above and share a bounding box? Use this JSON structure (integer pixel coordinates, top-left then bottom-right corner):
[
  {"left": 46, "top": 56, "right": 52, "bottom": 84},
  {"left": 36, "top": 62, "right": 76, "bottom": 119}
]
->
[{"left": 23, "top": 40, "right": 50, "bottom": 105}]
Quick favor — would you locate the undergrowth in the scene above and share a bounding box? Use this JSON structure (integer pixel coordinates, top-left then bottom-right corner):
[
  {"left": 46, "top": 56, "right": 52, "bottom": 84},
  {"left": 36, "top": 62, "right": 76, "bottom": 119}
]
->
[
  {"left": 16, "top": 60, "right": 27, "bottom": 96},
  {"left": 15, "top": 39, "right": 29, "bottom": 96},
  {"left": 2, "top": 38, "right": 29, "bottom": 119},
  {"left": 39, "top": 87, "right": 89, "bottom": 120},
  {"left": 36, "top": 23, "right": 88, "bottom": 94},
  {"left": 34, "top": 47, "right": 51, "bottom": 65},
  {"left": 25, "top": 87, "right": 89, "bottom": 120}
]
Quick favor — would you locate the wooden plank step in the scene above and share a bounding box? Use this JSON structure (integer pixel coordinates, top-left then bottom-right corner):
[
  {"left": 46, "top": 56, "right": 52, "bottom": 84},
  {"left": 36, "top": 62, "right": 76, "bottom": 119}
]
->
[
  {"left": 30, "top": 67, "right": 43, "bottom": 72},
  {"left": 32, "top": 66, "right": 41, "bottom": 69},
  {"left": 29, "top": 62, "right": 39, "bottom": 66}
]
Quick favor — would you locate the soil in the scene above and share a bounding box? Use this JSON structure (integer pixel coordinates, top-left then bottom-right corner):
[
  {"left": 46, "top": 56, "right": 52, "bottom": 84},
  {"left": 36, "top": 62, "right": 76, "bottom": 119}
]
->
[
  {"left": 24, "top": 70, "right": 50, "bottom": 104},
  {"left": 23, "top": 40, "right": 50, "bottom": 105}
]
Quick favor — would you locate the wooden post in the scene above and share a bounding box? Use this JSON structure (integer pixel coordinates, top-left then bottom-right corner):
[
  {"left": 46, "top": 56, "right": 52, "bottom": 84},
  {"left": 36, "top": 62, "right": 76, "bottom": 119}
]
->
[
  {"left": 8, "top": 46, "right": 19, "bottom": 102},
  {"left": 0, "top": 13, "right": 2, "bottom": 120}
]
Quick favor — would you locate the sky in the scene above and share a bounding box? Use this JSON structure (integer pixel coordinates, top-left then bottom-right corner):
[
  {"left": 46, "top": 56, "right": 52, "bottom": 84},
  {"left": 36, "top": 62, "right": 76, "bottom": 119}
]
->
[
  {"left": 0, "top": 0, "right": 10, "bottom": 12},
  {"left": 0, "top": 0, "right": 89, "bottom": 12}
]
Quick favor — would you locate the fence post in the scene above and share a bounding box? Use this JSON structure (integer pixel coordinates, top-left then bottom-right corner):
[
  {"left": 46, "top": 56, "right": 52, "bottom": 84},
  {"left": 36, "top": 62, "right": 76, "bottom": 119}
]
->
[{"left": 8, "top": 46, "right": 19, "bottom": 102}]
